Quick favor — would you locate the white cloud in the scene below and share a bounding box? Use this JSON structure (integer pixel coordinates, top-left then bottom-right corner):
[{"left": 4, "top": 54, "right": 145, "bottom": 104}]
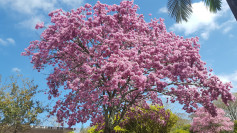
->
[
  {"left": 218, "top": 71, "right": 237, "bottom": 91},
  {"left": 19, "top": 16, "right": 45, "bottom": 30},
  {"left": 170, "top": 1, "right": 218, "bottom": 36},
  {"left": 169, "top": 0, "right": 233, "bottom": 40},
  {"left": 201, "top": 32, "right": 209, "bottom": 40},
  {"left": 219, "top": 17, "right": 236, "bottom": 34},
  {"left": 0, "top": 0, "right": 84, "bottom": 14},
  {"left": 218, "top": 75, "right": 231, "bottom": 83},
  {"left": 229, "top": 34, "right": 234, "bottom": 38},
  {"left": 12, "top": 67, "right": 21, "bottom": 72},
  {"left": 0, "top": 39, "right": 7, "bottom": 46},
  {"left": 0, "top": 38, "right": 15, "bottom": 46},
  {"left": 6, "top": 38, "right": 15, "bottom": 44},
  {"left": 0, "top": 0, "right": 56, "bottom": 15},
  {"left": 159, "top": 7, "right": 168, "bottom": 14},
  {"left": 223, "top": 26, "right": 232, "bottom": 34},
  {"left": 0, "top": 0, "right": 84, "bottom": 30}
]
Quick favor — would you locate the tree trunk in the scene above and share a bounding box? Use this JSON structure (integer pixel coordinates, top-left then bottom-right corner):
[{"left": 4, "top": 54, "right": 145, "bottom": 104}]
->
[
  {"left": 104, "top": 110, "right": 115, "bottom": 133},
  {"left": 104, "top": 126, "right": 112, "bottom": 133},
  {"left": 14, "top": 124, "right": 17, "bottom": 133},
  {"left": 104, "top": 115, "right": 114, "bottom": 133}
]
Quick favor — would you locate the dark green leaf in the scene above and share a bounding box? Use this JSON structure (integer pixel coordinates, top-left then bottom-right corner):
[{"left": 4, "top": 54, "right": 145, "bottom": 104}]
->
[
  {"left": 203, "top": 0, "right": 222, "bottom": 12},
  {"left": 167, "top": 0, "right": 193, "bottom": 23}
]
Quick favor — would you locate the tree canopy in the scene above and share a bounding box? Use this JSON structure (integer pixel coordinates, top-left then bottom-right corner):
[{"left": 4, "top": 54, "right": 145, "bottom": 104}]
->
[{"left": 23, "top": 1, "right": 234, "bottom": 132}]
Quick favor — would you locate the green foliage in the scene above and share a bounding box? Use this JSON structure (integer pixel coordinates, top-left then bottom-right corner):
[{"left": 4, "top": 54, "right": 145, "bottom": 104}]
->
[
  {"left": 171, "top": 124, "right": 194, "bottom": 133},
  {"left": 0, "top": 74, "right": 45, "bottom": 133},
  {"left": 167, "top": 0, "right": 222, "bottom": 23},
  {"left": 172, "top": 129, "right": 189, "bottom": 133},
  {"left": 234, "top": 120, "right": 237, "bottom": 133},
  {"left": 182, "top": 124, "right": 191, "bottom": 131},
  {"left": 114, "top": 125, "right": 127, "bottom": 132},
  {"left": 87, "top": 126, "right": 98, "bottom": 133},
  {"left": 87, "top": 125, "right": 126, "bottom": 133},
  {"left": 120, "top": 105, "right": 178, "bottom": 133},
  {"left": 167, "top": 0, "right": 192, "bottom": 23},
  {"left": 203, "top": 0, "right": 221, "bottom": 13},
  {"left": 89, "top": 105, "right": 178, "bottom": 133}
]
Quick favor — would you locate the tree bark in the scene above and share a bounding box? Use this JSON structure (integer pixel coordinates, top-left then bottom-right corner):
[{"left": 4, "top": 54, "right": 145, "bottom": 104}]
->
[
  {"left": 104, "top": 126, "right": 112, "bottom": 133},
  {"left": 104, "top": 108, "right": 115, "bottom": 133}
]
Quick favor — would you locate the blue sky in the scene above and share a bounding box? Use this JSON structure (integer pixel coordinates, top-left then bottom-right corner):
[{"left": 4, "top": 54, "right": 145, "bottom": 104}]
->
[{"left": 1, "top": 0, "right": 237, "bottom": 129}]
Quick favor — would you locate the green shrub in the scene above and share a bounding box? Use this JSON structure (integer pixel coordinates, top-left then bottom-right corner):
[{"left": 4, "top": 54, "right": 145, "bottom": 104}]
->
[
  {"left": 172, "top": 129, "right": 189, "bottom": 133},
  {"left": 88, "top": 104, "right": 178, "bottom": 133},
  {"left": 171, "top": 124, "right": 194, "bottom": 133},
  {"left": 235, "top": 120, "right": 237, "bottom": 133},
  {"left": 87, "top": 125, "right": 126, "bottom": 133},
  {"left": 120, "top": 105, "right": 178, "bottom": 133},
  {"left": 182, "top": 124, "right": 191, "bottom": 131},
  {"left": 87, "top": 126, "right": 100, "bottom": 133}
]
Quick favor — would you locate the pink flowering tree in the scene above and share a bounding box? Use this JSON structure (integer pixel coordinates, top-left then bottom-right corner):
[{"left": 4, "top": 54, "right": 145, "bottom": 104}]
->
[
  {"left": 22, "top": 1, "right": 234, "bottom": 133},
  {"left": 191, "top": 107, "right": 234, "bottom": 133}
]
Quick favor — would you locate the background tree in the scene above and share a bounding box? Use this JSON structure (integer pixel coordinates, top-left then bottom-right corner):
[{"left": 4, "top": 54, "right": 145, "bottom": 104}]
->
[
  {"left": 170, "top": 113, "right": 192, "bottom": 133},
  {"left": 23, "top": 1, "right": 234, "bottom": 133},
  {"left": 0, "top": 74, "right": 45, "bottom": 133},
  {"left": 191, "top": 107, "right": 234, "bottom": 133},
  {"left": 214, "top": 93, "right": 237, "bottom": 121},
  {"left": 167, "top": 0, "right": 222, "bottom": 23},
  {"left": 175, "top": 113, "right": 191, "bottom": 127},
  {"left": 171, "top": 124, "right": 193, "bottom": 133}
]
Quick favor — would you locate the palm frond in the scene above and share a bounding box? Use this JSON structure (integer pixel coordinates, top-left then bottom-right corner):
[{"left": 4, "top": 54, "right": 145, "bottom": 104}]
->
[
  {"left": 167, "top": 0, "right": 192, "bottom": 23},
  {"left": 203, "top": 0, "right": 222, "bottom": 12}
]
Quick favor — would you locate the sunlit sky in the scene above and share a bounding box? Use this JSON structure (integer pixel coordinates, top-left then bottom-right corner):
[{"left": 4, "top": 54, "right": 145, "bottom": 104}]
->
[{"left": 0, "top": 0, "right": 237, "bottom": 129}]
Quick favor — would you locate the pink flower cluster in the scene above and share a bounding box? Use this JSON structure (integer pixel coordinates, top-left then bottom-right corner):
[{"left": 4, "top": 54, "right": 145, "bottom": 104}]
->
[
  {"left": 35, "top": 22, "right": 44, "bottom": 29},
  {"left": 23, "top": 1, "right": 235, "bottom": 128},
  {"left": 191, "top": 107, "right": 234, "bottom": 133}
]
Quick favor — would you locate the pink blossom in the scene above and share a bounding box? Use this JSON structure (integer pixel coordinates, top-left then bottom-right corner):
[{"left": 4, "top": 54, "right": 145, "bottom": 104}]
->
[
  {"left": 191, "top": 107, "right": 234, "bottom": 133},
  {"left": 35, "top": 22, "right": 44, "bottom": 29},
  {"left": 84, "top": 3, "right": 92, "bottom": 8},
  {"left": 23, "top": 0, "right": 235, "bottom": 131}
]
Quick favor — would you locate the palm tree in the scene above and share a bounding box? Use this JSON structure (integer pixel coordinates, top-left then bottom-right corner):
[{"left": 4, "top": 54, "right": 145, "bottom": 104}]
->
[{"left": 167, "top": 0, "right": 222, "bottom": 23}]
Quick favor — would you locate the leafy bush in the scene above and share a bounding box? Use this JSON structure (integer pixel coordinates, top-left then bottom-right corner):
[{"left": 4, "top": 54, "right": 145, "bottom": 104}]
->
[
  {"left": 87, "top": 126, "right": 99, "bottom": 133},
  {"left": 182, "top": 124, "right": 191, "bottom": 131},
  {"left": 172, "top": 129, "right": 189, "bottom": 133},
  {"left": 121, "top": 105, "right": 178, "bottom": 133},
  {"left": 234, "top": 120, "right": 237, "bottom": 133},
  {"left": 89, "top": 104, "right": 178, "bottom": 133},
  {"left": 171, "top": 124, "right": 194, "bottom": 133},
  {"left": 87, "top": 125, "right": 126, "bottom": 133}
]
